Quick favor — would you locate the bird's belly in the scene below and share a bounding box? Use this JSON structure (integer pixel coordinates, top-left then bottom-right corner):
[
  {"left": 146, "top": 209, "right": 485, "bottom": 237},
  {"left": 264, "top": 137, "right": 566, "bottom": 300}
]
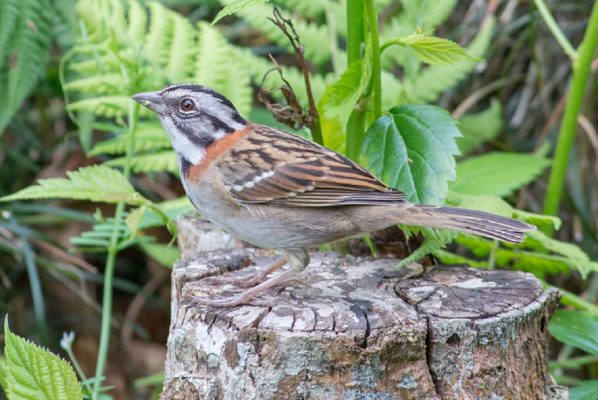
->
[{"left": 185, "top": 185, "right": 359, "bottom": 249}]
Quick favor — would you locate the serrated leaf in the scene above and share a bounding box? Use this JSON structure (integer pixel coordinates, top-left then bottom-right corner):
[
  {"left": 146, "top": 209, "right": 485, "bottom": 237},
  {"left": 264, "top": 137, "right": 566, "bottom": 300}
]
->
[
  {"left": 139, "top": 241, "right": 179, "bottom": 268},
  {"left": 409, "top": 17, "right": 495, "bottom": 103},
  {"left": 457, "top": 99, "right": 503, "bottom": 155},
  {"left": 358, "top": 104, "right": 461, "bottom": 205},
  {"left": 0, "top": 355, "right": 7, "bottom": 392},
  {"left": 549, "top": 310, "right": 598, "bottom": 356},
  {"left": 570, "top": 381, "right": 598, "bottom": 400},
  {"left": 450, "top": 152, "right": 550, "bottom": 197},
  {"left": 212, "top": 0, "right": 269, "bottom": 25},
  {"left": 0, "top": 165, "right": 148, "bottom": 205},
  {"left": 3, "top": 318, "right": 82, "bottom": 400},
  {"left": 395, "top": 33, "right": 479, "bottom": 65}
]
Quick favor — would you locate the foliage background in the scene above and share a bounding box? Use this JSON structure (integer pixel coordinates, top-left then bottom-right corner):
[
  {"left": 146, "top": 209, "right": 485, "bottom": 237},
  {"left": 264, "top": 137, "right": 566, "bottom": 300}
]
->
[{"left": 0, "top": 0, "right": 597, "bottom": 399}]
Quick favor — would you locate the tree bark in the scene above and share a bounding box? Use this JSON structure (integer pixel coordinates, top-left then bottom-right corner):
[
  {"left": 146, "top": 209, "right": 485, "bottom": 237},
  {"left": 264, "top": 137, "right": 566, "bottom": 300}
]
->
[{"left": 162, "top": 216, "right": 564, "bottom": 400}]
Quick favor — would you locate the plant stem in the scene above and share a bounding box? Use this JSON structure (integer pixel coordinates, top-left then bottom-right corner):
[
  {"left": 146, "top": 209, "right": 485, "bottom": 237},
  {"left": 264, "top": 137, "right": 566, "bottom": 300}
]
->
[
  {"left": 14, "top": 221, "right": 47, "bottom": 344},
  {"left": 533, "top": 0, "right": 577, "bottom": 61},
  {"left": 345, "top": 0, "right": 365, "bottom": 159},
  {"left": 92, "top": 101, "right": 139, "bottom": 399},
  {"left": 365, "top": 0, "right": 381, "bottom": 119},
  {"left": 346, "top": 0, "right": 363, "bottom": 65},
  {"left": 542, "top": 1, "right": 598, "bottom": 226}
]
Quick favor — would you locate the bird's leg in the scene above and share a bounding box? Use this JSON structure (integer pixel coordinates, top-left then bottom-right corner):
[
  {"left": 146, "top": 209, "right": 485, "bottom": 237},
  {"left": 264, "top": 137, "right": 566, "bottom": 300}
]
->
[
  {"left": 192, "top": 249, "right": 309, "bottom": 308},
  {"left": 204, "top": 258, "right": 287, "bottom": 288}
]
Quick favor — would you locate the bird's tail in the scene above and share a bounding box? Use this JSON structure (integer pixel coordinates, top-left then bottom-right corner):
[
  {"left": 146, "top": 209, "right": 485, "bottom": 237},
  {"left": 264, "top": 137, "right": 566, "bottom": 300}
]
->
[{"left": 402, "top": 205, "right": 536, "bottom": 244}]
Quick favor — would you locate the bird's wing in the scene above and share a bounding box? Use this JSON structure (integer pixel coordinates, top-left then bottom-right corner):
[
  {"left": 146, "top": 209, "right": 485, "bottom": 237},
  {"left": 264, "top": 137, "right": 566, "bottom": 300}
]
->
[{"left": 220, "top": 124, "right": 406, "bottom": 207}]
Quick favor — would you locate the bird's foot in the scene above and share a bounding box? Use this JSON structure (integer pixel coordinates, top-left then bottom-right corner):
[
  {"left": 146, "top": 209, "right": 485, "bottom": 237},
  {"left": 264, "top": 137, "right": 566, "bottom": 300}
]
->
[
  {"left": 191, "top": 268, "right": 297, "bottom": 307},
  {"left": 204, "top": 258, "right": 286, "bottom": 288}
]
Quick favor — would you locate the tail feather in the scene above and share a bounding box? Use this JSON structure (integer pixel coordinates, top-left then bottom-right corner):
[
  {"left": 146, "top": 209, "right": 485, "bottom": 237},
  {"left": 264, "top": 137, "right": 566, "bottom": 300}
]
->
[{"left": 411, "top": 205, "right": 536, "bottom": 244}]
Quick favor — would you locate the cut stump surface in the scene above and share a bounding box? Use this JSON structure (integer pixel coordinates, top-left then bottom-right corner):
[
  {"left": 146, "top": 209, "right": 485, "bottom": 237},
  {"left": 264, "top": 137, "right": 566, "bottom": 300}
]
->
[{"left": 162, "top": 216, "right": 563, "bottom": 400}]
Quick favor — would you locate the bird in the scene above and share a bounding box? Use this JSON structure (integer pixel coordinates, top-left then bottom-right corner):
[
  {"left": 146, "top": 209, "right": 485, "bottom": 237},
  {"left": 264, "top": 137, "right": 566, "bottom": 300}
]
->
[{"left": 132, "top": 84, "right": 536, "bottom": 307}]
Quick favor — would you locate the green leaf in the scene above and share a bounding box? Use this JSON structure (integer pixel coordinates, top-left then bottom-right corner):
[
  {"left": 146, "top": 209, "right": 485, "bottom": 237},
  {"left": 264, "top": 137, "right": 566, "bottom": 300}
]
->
[
  {"left": 450, "top": 152, "right": 550, "bottom": 197},
  {"left": 3, "top": 318, "right": 82, "bottom": 400},
  {"left": 0, "top": 355, "right": 7, "bottom": 393},
  {"left": 392, "top": 33, "right": 480, "bottom": 65},
  {"left": 409, "top": 17, "right": 495, "bottom": 103},
  {"left": 358, "top": 104, "right": 461, "bottom": 205},
  {"left": 525, "top": 230, "right": 598, "bottom": 278},
  {"left": 126, "top": 205, "right": 148, "bottom": 237},
  {"left": 212, "top": 0, "right": 269, "bottom": 25},
  {"left": 570, "top": 381, "right": 598, "bottom": 400},
  {"left": 453, "top": 228, "right": 598, "bottom": 278},
  {"left": 512, "top": 209, "right": 561, "bottom": 230},
  {"left": 447, "top": 190, "right": 561, "bottom": 230},
  {"left": 396, "top": 228, "right": 453, "bottom": 268},
  {"left": 139, "top": 241, "right": 179, "bottom": 268},
  {"left": 0, "top": 165, "right": 148, "bottom": 205},
  {"left": 70, "top": 216, "right": 130, "bottom": 251},
  {"left": 549, "top": 310, "right": 598, "bottom": 356},
  {"left": 318, "top": 60, "right": 371, "bottom": 153},
  {"left": 446, "top": 191, "right": 513, "bottom": 217},
  {"left": 128, "top": 197, "right": 193, "bottom": 231},
  {"left": 457, "top": 99, "right": 503, "bottom": 154},
  {"left": 432, "top": 248, "right": 488, "bottom": 268}
]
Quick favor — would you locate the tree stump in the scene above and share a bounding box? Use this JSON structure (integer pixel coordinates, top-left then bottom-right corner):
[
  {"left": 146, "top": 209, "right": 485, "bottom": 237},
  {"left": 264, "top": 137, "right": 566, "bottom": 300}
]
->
[{"left": 162, "top": 216, "right": 564, "bottom": 400}]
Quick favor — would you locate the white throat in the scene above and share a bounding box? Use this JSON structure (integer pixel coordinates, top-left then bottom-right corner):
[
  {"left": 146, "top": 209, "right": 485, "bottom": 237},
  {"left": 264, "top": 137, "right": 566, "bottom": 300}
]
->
[{"left": 160, "top": 117, "right": 206, "bottom": 165}]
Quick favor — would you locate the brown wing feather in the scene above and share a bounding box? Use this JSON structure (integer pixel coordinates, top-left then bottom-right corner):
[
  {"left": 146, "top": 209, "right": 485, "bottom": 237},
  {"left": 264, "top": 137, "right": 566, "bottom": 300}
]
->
[{"left": 221, "top": 124, "right": 406, "bottom": 207}]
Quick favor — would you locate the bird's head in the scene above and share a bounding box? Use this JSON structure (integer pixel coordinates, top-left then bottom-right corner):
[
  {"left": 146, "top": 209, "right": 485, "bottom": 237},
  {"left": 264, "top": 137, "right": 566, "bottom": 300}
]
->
[{"left": 133, "top": 84, "right": 247, "bottom": 165}]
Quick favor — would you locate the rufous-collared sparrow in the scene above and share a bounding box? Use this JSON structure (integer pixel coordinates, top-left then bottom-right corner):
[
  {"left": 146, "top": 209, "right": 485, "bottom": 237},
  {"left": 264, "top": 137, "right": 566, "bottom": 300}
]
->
[{"left": 133, "top": 84, "right": 535, "bottom": 307}]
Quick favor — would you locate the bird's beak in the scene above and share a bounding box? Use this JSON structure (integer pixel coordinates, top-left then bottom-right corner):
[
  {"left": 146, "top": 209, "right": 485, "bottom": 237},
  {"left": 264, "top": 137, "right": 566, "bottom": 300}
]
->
[{"left": 132, "top": 91, "right": 166, "bottom": 114}]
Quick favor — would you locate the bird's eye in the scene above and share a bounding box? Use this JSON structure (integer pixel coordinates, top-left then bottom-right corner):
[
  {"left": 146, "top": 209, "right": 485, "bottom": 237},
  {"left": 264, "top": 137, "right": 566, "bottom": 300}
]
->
[{"left": 179, "top": 98, "right": 196, "bottom": 112}]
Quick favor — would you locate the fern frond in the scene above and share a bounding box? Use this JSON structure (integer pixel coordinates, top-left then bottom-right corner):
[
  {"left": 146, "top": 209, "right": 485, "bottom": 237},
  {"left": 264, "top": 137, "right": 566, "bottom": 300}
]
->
[
  {"left": 195, "top": 22, "right": 252, "bottom": 115},
  {"left": 0, "top": 165, "right": 148, "bottom": 205},
  {"left": 105, "top": 151, "right": 178, "bottom": 174},
  {"left": 271, "top": 0, "right": 324, "bottom": 18},
  {"left": 145, "top": 1, "right": 174, "bottom": 67},
  {"left": 212, "top": 0, "right": 270, "bottom": 25},
  {"left": 89, "top": 123, "right": 170, "bottom": 155},
  {"left": 166, "top": 13, "right": 196, "bottom": 81},
  {"left": 67, "top": 96, "right": 131, "bottom": 119},
  {"left": 63, "top": 73, "right": 125, "bottom": 94},
  {"left": 126, "top": 0, "right": 148, "bottom": 44},
  {"left": 219, "top": 0, "right": 330, "bottom": 65},
  {"left": 230, "top": 46, "right": 331, "bottom": 108},
  {"left": 0, "top": 0, "right": 53, "bottom": 131}
]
